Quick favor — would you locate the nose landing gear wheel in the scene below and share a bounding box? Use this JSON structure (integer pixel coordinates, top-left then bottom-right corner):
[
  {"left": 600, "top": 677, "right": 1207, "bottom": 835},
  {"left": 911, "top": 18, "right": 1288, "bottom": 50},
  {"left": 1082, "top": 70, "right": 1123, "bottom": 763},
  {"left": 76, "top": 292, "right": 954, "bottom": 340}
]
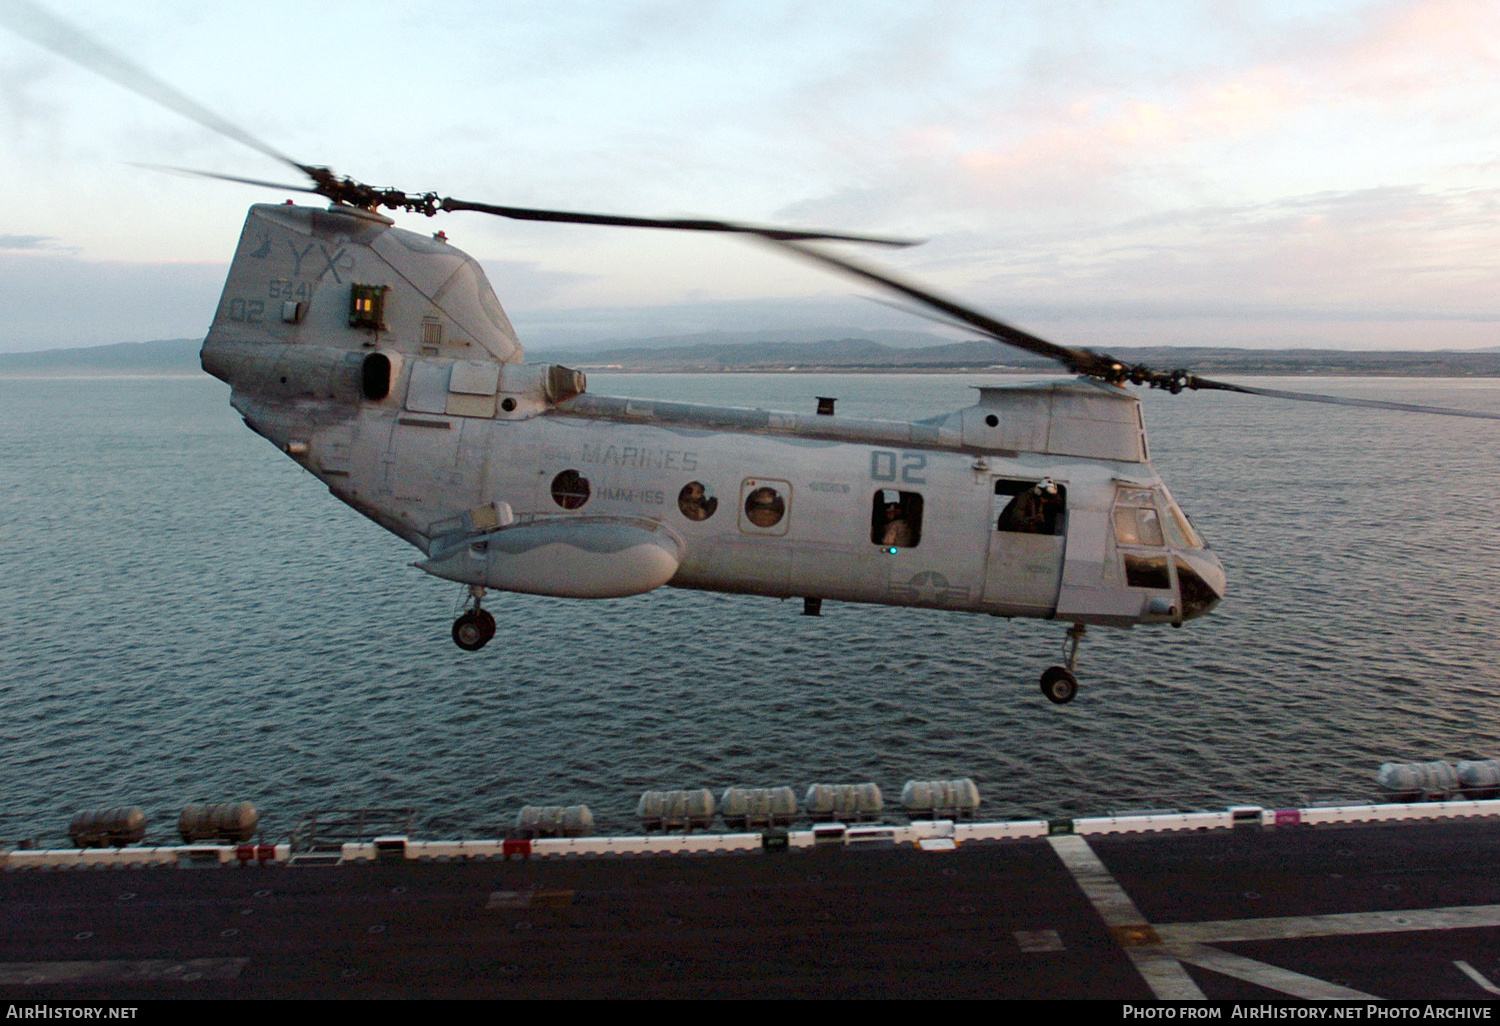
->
[
  {"left": 452, "top": 609, "right": 496, "bottom": 651},
  {"left": 1039, "top": 666, "right": 1078, "bottom": 704}
]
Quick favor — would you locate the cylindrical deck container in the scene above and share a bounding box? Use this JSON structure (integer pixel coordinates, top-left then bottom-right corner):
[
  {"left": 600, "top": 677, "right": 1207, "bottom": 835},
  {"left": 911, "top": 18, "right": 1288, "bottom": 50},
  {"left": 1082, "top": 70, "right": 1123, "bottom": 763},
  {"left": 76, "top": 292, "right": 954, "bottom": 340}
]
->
[
  {"left": 69, "top": 807, "right": 147, "bottom": 849},
  {"left": 901, "top": 778, "right": 981, "bottom": 820},
  {"left": 636, "top": 789, "right": 715, "bottom": 832},
  {"left": 804, "top": 783, "right": 882, "bottom": 823},
  {"left": 178, "top": 802, "right": 259, "bottom": 844},
  {"left": 1376, "top": 761, "right": 1459, "bottom": 802},
  {"left": 720, "top": 786, "right": 797, "bottom": 829},
  {"left": 1456, "top": 760, "right": 1500, "bottom": 800},
  {"left": 514, "top": 805, "right": 595, "bottom": 838}
]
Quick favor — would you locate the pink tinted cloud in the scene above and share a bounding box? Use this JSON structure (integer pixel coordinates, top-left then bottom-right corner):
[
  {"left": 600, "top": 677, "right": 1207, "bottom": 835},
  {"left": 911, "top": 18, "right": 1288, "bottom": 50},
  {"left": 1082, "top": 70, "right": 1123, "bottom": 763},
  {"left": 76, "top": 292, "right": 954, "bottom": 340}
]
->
[
  {"left": 933, "top": 1, "right": 1498, "bottom": 208},
  {"left": 1333, "top": 0, "right": 1500, "bottom": 99}
]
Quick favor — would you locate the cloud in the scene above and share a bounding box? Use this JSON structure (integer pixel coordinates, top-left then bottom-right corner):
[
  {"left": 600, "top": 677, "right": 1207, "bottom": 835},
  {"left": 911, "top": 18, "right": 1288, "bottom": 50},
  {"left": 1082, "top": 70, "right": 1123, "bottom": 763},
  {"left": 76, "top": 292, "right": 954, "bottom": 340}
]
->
[
  {"left": 766, "top": 1, "right": 1500, "bottom": 236},
  {"left": 0, "top": 234, "right": 60, "bottom": 250}
]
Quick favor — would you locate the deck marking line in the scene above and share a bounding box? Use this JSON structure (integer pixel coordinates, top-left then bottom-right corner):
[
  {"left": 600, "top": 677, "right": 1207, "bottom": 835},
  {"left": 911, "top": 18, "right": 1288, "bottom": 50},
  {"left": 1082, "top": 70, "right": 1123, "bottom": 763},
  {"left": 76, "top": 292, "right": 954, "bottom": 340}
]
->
[
  {"left": 1167, "top": 942, "right": 1379, "bottom": 1000},
  {"left": 1155, "top": 903, "right": 1500, "bottom": 944},
  {"left": 1455, "top": 960, "right": 1500, "bottom": 996},
  {"left": 0, "top": 958, "right": 248, "bottom": 984},
  {"left": 1047, "top": 834, "right": 1204, "bottom": 1000}
]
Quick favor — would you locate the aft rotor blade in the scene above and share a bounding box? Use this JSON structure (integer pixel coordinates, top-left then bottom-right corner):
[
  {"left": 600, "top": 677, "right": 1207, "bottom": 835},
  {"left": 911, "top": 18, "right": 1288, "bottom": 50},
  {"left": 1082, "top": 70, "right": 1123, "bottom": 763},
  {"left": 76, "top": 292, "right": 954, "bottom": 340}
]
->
[
  {"left": 440, "top": 197, "right": 920, "bottom": 248},
  {"left": 1189, "top": 377, "right": 1500, "bottom": 421},
  {"left": 0, "top": 0, "right": 305, "bottom": 174},
  {"left": 771, "top": 238, "right": 1088, "bottom": 370},
  {"left": 134, "top": 163, "right": 319, "bottom": 195}
]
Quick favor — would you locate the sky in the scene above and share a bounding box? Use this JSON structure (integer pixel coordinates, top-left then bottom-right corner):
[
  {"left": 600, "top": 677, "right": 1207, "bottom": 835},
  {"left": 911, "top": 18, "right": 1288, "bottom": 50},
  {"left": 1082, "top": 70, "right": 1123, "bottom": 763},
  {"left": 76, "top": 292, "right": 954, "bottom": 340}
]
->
[{"left": 2, "top": 0, "right": 1498, "bottom": 354}]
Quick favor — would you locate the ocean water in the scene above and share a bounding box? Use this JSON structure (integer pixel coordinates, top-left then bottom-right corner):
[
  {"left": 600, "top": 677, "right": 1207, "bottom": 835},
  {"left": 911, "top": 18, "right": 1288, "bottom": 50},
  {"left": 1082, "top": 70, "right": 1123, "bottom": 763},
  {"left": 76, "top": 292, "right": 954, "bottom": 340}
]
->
[{"left": 1, "top": 371, "right": 1498, "bottom": 845}]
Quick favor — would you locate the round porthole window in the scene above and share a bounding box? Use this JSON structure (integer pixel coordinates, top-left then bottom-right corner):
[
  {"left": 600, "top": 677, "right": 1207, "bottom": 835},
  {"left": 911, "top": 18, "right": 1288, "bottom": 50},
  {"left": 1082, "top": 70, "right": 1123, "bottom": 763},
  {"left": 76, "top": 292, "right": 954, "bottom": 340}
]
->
[
  {"left": 550, "top": 469, "right": 591, "bottom": 510},
  {"left": 743, "top": 486, "right": 785, "bottom": 528},
  {"left": 677, "top": 481, "right": 718, "bottom": 521}
]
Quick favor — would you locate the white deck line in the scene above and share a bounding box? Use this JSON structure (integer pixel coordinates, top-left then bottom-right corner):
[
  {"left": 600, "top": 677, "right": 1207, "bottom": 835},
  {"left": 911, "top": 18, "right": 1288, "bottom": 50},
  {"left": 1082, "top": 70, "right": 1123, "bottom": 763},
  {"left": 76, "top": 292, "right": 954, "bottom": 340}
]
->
[
  {"left": 1155, "top": 903, "right": 1500, "bottom": 944},
  {"left": 1047, "top": 834, "right": 1205, "bottom": 1000},
  {"left": 1166, "top": 943, "right": 1379, "bottom": 1000}
]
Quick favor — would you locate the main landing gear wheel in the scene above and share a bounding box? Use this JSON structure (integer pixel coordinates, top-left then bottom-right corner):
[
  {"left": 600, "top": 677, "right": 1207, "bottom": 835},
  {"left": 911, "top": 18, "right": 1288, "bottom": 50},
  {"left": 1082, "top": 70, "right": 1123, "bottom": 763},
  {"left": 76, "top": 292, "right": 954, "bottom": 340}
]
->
[
  {"left": 1039, "top": 666, "right": 1078, "bottom": 704},
  {"left": 451, "top": 584, "right": 495, "bottom": 651},
  {"left": 452, "top": 609, "right": 496, "bottom": 651},
  {"left": 1039, "top": 622, "right": 1087, "bottom": 704}
]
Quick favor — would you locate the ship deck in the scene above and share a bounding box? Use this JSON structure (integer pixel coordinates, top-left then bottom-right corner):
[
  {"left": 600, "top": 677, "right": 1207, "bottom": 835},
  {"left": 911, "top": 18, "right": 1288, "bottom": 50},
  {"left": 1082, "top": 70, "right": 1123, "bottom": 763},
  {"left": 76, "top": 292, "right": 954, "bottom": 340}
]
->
[{"left": 3, "top": 803, "right": 1500, "bottom": 1000}]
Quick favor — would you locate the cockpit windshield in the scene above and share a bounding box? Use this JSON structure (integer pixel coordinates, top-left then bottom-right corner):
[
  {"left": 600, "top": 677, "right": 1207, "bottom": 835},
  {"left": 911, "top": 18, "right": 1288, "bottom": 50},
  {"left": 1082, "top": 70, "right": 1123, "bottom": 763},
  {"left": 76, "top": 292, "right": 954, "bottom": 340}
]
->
[
  {"left": 1157, "top": 487, "right": 1207, "bottom": 549},
  {"left": 1113, "top": 485, "right": 1208, "bottom": 550}
]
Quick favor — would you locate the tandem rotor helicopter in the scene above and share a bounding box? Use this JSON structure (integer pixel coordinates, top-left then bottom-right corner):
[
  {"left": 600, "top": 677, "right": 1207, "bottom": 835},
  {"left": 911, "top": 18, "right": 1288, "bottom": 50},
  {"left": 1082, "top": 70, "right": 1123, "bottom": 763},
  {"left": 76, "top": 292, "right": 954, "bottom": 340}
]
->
[{"left": 10, "top": 2, "right": 1499, "bottom": 705}]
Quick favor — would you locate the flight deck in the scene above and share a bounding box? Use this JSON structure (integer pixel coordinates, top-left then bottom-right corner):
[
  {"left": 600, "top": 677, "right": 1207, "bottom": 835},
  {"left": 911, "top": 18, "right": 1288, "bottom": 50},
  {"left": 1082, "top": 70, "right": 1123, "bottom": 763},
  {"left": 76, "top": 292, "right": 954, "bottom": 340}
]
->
[{"left": 4, "top": 801, "right": 1500, "bottom": 1000}]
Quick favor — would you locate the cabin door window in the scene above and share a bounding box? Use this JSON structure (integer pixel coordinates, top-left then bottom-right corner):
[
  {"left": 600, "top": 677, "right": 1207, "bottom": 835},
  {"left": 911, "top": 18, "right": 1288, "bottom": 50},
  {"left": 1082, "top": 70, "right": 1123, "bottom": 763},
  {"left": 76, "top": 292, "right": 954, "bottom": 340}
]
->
[{"left": 981, "top": 478, "right": 1066, "bottom": 615}]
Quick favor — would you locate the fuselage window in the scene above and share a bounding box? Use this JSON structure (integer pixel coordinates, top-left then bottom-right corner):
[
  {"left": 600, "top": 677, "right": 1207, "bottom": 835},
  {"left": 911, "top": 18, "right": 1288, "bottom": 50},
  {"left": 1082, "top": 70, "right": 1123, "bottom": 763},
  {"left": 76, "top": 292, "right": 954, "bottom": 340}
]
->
[
  {"left": 743, "top": 484, "right": 786, "bottom": 528},
  {"left": 870, "top": 489, "right": 923, "bottom": 549},
  {"left": 995, "top": 479, "right": 1066, "bottom": 535},
  {"left": 550, "top": 469, "right": 591, "bottom": 510},
  {"left": 678, "top": 481, "right": 718, "bottom": 522}
]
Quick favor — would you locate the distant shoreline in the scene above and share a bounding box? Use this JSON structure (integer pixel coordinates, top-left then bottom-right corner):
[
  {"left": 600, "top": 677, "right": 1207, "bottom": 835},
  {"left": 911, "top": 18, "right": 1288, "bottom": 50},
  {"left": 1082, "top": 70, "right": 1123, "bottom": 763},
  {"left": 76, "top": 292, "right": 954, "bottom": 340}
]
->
[{"left": 5, "top": 334, "right": 1500, "bottom": 378}]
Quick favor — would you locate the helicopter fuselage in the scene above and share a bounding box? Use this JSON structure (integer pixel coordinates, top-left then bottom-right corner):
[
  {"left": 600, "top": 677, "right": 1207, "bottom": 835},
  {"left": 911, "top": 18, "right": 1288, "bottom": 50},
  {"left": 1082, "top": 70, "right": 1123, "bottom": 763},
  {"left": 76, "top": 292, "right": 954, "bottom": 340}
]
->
[{"left": 202, "top": 202, "right": 1224, "bottom": 653}]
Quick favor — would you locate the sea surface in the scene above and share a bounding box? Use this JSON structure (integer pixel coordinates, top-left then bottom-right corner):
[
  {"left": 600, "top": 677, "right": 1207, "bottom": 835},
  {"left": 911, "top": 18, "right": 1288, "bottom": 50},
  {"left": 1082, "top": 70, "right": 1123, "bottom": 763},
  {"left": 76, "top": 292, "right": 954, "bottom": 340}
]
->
[{"left": 2, "top": 371, "right": 1498, "bottom": 845}]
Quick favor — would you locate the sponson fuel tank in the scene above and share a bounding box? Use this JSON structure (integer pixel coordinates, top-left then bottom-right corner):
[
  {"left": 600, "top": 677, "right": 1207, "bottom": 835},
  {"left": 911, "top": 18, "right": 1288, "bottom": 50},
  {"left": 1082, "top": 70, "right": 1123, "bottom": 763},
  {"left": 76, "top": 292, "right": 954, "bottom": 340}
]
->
[{"left": 417, "top": 516, "right": 684, "bottom": 599}]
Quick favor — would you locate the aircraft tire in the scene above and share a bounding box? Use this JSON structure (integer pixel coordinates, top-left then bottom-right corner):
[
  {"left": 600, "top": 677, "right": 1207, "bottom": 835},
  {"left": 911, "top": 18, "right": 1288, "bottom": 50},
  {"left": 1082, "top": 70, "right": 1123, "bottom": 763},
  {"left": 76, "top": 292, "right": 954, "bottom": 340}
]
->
[
  {"left": 452, "top": 610, "right": 495, "bottom": 651},
  {"left": 1040, "top": 666, "right": 1077, "bottom": 704}
]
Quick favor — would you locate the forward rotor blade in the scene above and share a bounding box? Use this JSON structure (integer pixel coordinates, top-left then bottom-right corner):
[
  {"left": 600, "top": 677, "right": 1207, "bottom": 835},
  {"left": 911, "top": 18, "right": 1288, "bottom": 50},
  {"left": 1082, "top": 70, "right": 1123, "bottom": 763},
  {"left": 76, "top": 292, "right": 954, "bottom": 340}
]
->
[
  {"left": 440, "top": 197, "right": 920, "bottom": 247},
  {"left": 775, "top": 240, "right": 1500, "bottom": 421},
  {"left": 0, "top": 0, "right": 305, "bottom": 173},
  {"left": 1188, "top": 378, "right": 1500, "bottom": 421},
  {"left": 859, "top": 294, "right": 989, "bottom": 336}
]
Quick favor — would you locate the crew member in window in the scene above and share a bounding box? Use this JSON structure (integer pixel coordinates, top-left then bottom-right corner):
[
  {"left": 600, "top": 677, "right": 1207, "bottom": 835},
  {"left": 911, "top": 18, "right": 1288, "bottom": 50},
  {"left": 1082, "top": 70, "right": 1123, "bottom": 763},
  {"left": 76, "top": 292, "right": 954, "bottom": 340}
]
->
[
  {"left": 744, "top": 486, "right": 785, "bottom": 528},
  {"left": 678, "top": 481, "right": 718, "bottom": 522},
  {"left": 999, "top": 479, "right": 1062, "bottom": 534},
  {"left": 881, "top": 500, "right": 913, "bottom": 547}
]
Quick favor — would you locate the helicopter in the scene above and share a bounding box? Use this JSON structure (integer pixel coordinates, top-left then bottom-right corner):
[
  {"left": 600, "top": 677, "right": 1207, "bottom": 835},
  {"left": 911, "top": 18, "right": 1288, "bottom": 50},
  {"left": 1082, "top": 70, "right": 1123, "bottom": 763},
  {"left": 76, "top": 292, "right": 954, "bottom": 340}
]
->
[{"left": 9, "top": 1, "right": 1498, "bottom": 707}]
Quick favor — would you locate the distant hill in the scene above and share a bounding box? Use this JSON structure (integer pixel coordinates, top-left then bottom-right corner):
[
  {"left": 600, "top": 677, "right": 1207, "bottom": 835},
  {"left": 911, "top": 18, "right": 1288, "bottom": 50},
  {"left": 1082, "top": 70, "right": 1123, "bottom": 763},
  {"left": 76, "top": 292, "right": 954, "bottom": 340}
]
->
[
  {"left": 533, "top": 338, "right": 1500, "bottom": 377},
  {"left": 0, "top": 338, "right": 203, "bottom": 376},
  {"left": 529, "top": 337, "right": 1054, "bottom": 372},
  {"left": 6, "top": 334, "right": 1500, "bottom": 378}
]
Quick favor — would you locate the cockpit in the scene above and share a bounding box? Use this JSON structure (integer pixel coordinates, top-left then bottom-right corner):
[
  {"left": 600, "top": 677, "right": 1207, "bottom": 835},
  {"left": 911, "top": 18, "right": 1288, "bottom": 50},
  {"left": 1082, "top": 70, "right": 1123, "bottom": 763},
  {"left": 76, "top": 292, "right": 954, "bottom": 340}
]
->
[{"left": 1112, "top": 484, "right": 1224, "bottom": 621}]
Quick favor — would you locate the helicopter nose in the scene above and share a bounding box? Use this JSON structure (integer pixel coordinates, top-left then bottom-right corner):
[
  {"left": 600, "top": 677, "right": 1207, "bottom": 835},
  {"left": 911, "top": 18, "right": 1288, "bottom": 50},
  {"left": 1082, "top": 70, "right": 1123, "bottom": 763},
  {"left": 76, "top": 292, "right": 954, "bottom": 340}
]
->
[{"left": 1176, "top": 549, "right": 1225, "bottom": 621}]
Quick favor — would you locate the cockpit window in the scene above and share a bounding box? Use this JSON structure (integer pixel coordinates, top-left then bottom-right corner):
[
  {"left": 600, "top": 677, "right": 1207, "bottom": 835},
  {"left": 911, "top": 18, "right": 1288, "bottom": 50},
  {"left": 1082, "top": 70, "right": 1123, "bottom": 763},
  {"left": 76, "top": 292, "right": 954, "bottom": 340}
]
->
[
  {"left": 1160, "top": 506, "right": 1192, "bottom": 548},
  {"left": 1114, "top": 485, "right": 1206, "bottom": 550},
  {"left": 1165, "top": 500, "right": 1206, "bottom": 549},
  {"left": 1124, "top": 553, "right": 1172, "bottom": 589},
  {"left": 1114, "top": 506, "right": 1164, "bottom": 547},
  {"left": 1175, "top": 557, "right": 1219, "bottom": 617}
]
